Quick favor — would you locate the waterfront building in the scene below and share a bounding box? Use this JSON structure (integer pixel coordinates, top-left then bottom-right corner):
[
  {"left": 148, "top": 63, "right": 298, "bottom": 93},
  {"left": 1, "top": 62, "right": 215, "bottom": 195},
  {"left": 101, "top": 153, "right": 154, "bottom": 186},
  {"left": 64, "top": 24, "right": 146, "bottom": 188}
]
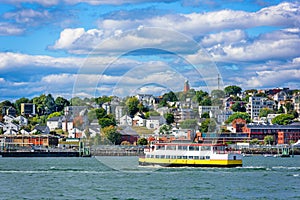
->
[
  {"left": 244, "top": 124, "right": 300, "bottom": 144},
  {"left": 198, "top": 106, "right": 219, "bottom": 117}
]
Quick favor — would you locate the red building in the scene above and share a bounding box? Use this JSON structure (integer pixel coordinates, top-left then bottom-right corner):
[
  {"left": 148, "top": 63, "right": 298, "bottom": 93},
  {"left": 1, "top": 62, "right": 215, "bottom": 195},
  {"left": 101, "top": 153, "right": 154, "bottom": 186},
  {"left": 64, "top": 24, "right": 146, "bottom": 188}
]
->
[{"left": 244, "top": 123, "right": 300, "bottom": 144}]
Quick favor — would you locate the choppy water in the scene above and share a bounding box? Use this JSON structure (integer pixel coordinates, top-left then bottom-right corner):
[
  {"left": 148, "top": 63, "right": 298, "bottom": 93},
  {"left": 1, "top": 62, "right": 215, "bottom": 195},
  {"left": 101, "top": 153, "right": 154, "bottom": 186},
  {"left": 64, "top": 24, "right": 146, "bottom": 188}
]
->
[{"left": 0, "top": 156, "right": 299, "bottom": 199}]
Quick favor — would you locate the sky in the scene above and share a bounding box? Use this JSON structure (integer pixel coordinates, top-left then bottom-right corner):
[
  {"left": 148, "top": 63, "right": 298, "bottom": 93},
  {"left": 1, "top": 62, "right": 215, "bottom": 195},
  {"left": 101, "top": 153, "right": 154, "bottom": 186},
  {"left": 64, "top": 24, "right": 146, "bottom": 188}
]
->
[{"left": 0, "top": 0, "right": 300, "bottom": 102}]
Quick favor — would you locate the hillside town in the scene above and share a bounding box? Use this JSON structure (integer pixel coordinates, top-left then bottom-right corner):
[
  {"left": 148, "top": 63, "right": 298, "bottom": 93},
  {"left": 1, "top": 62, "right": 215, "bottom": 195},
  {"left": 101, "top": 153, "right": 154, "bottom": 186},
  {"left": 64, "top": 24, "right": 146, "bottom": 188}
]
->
[{"left": 1, "top": 81, "right": 300, "bottom": 154}]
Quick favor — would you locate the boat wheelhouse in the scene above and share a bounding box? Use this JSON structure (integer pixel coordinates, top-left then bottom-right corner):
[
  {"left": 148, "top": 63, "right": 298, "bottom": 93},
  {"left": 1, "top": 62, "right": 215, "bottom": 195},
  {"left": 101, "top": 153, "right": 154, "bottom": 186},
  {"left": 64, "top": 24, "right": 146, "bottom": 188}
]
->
[{"left": 139, "top": 142, "right": 243, "bottom": 167}]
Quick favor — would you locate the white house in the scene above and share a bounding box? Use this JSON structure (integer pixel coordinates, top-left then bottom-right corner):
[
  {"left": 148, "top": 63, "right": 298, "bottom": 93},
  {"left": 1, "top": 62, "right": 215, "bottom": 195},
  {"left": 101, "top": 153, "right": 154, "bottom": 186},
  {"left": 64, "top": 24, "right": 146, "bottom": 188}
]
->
[
  {"left": 146, "top": 116, "right": 166, "bottom": 129},
  {"left": 15, "top": 116, "right": 28, "bottom": 126},
  {"left": 3, "top": 115, "right": 15, "bottom": 124},
  {"left": 132, "top": 115, "right": 145, "bottom": 126},
  {"left": 3, "top": 122, "right": 20, "bottom": 132},
  {"left": 62, "top": 117, "right": 73, "bottom": 132},
  {"left": 47, "top": 116, "right": 62, "bottom": 131},
  {"left": 119, "top": 115, "right": 133, "bottom": 126}
]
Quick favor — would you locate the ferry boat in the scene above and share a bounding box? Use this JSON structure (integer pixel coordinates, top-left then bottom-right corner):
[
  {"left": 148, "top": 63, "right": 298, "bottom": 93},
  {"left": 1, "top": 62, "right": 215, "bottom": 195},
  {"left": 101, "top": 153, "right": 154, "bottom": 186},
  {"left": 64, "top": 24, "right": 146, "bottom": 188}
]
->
[{"left": 139, "top": 142, "right": 243, "bottom": 167}]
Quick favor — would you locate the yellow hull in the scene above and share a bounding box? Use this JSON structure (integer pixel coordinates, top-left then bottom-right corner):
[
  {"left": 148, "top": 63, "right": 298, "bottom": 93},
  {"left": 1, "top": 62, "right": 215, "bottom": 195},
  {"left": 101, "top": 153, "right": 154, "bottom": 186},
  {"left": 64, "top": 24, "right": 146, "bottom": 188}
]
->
[{"left": 139, "top": 157, "right": 242, "bottom": 167}]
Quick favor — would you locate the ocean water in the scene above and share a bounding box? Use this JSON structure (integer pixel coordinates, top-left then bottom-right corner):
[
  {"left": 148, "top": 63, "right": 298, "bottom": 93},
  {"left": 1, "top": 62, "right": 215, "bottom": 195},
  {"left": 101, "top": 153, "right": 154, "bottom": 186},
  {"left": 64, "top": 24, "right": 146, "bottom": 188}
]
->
[{"left": 0, "top": 156, "right": 299, "bottom": 200}]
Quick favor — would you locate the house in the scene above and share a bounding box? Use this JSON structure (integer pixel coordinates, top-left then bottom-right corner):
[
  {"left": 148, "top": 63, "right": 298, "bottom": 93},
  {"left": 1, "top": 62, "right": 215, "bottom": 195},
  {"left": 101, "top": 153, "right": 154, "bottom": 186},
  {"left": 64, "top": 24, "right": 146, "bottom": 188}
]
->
[
  {"left": 31, "top": 125, "right": 50, "bottom": 135},
  {"left": 132, "top": 114, "right": 145, "bottom": 127},
  {"left": 119, "top": 115, "right": 133, "bottom": 126},
  {"left": 88, "top": 120, "right": 101, "bottom": 138},
  {"left": 47, "top": 116, "right": 62, "bottom": 131},
  {"left": 68, "top": 128, "right": 84, "bottom": 138},
  {"left": 2, "top": 106, "right": 17, "bottom": 117},
  {"left": 115, "top": 106, "right": 125, "bottom": 123},
  {"left": 3, "top": 122, "right": 20, "bottom": 135},
  {"left": 3, "top": 115, "right": 15, "bottom": 124},
  {"left": 198, "top": 106, "right": 219, "bottom": 117},
  {"left": 146, "top": 116, "right": 166, "bottom": 129},
  {"left": 15, "top": 116, "right": 28, "bottom": 126},
  {"left": 119, "top": 126, "right": 139, "bottom": 144},
  {"left": 156, "top": 107, "right": 170, "bottom": 116},
  {"left": 64, "top": 106, "right": 87, "bottom": 117},
  {"left": 62, "top": 116, "right": 74, "bottom": 132}
]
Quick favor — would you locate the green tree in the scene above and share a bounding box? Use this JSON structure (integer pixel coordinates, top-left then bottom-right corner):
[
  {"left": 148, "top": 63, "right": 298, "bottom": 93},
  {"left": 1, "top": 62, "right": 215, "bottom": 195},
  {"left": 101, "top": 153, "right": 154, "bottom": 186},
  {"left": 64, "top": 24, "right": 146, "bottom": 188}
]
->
[
  {"left": 201, "top": 112, "right": 210, "bottom": 119},
  {"left": 55, "top": 97, "right": 70, "bottom": 112},
  {"left": 47, "top": 112, "right": 62, "bottom": 120},
  {"left": 14, "top": 97, "right": 29, "bottom": 115},
  {"left": 226, "top": 112, "right": 251, "bottom": 124},
  {"left": 199, "top": 97, "right": 212, "bottom": 106},
  {"left": 70, "top": 97, "right": 85, "bottom": 106},
  {"left": 159, "top": 124, "right": 172, "bottom": 134},
  {"left": 145, "top": 111, "right": 160, "bottom": 118},
  {"left": 271, "top": 114, "right": 295, "bottom": 125},
  {"left": 95, "top": 108, "right": 107, "bottom": 119},
  {"left": 231, "top": 102, "right": 246, "bottom": 112},
  {"left": 164, "top": 113, "right": 174, "bottom": 125},
  {"left": 137, "top": 138, "right": 148, "bottom": 145},
  {"left": 259, "top": 108, "right": 274, "bottom": 118},
  {"left": 193, "top": 90, "right": 209, "bottom": 104},
  {"left": 179, "top": 119, "right": 198, "bottom": 129},
  {"left": 211, "top": 90, "right": 225, "bottom": 99},
  {"left": 126, "top": 97, "right": 139, "bottom": 117},
  {"left": 98, "top": 117, "right": 116, "bottom": 128},
  {"left": 95, "top": 96, "right": 112, "bottom": 105},
  {"left": 224, "top": 85, "right": 242, "bottom": 96},
  {"left": 45, "top": 94, "right": 56, "bottom": 114},
  {"left": 102, "top": 126, "right": 121, "bottom": 145},
  {"left": 200, "top": 118, "right": 217, "bottom": 133},
  {"left": 250, "top": 138, "right": 259, "bottom": 145},
  {"left": 162, "top": 91, "right": 178, "bottom": 102},
  {"left": 264, "top": 135, "right": 274, "bottom": 145}
]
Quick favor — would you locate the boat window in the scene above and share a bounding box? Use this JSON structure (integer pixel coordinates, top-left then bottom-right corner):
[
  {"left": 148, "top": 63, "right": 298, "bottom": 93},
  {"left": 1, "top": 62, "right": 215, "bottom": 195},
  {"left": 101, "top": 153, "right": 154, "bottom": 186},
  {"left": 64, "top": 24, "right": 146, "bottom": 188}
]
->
[
  {"left": 206, "top": 156, "right": 210, "bottom": 160},
  {"left": 201, "top": 146, "right": 211, "bottom": 151},
  {"left": 161, "top": 155, "right": 165, "bottom": 159},
  {"left": 177, "top": 156, "right": 182, "bottom": 159},
  {"left": 156, "top": 145, "right": 164, "bottom": 150},
  {"left": 195, "top": 146, "right": 199, "bottom": 151},
  {"left": 166, "top": 145, "right": 176, "bottom": 150},
  {"left": 150, "top": 155, "right": 154, "bottom": 158},
  {"left": 182, "top": 146, "right": 187, "bottom": 150},
  {"left": 183, "top": 156, "right": 187, "bottom": 159},
  {"left": 171, "top": 155, "right": 176, "bottom": 159},
  {"left": 155, "top": 155, "right": 159, "bottom": 158},
  {"left": 200, "top": 156, "right": 205, "bottom": 160},
  {"left": 146, "top": 155, "right": 151, "bottom": 158},
  {"left": 194, "top": 156, "right": 199, "bottom": 160},
  {"left": 189, "top": 146, "right": 194, "bottom": 151},
  {"left": 166, "top": 155, "right": 170, "bottom": 159}
]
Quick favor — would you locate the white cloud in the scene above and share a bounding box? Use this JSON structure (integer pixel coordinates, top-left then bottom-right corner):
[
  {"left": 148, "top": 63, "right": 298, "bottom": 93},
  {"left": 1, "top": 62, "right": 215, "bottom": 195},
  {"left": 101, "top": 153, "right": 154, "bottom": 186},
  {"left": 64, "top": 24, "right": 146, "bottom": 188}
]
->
[
  {"left": 201, "top": 29, "right": 247, "bottom": 47},
  {"left": 0, "top": 52, "right": 82, "bottom": 69},
  {"left": 2, "top": 0, "right": 59, "bottom": 7},
  {"left": 0, "top": 23, "right": 24, "bottom": 36},
  {"left": 4, "top": 9, "right": 51, "bottom": 24}
]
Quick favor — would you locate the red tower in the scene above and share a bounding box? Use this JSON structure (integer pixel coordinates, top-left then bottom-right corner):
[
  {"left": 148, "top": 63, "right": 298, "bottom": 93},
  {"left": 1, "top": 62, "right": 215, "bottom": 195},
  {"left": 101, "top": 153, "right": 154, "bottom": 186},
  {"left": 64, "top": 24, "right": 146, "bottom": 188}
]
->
[{"left": 184, "top": 80, "right": 190, "bottom": 93}]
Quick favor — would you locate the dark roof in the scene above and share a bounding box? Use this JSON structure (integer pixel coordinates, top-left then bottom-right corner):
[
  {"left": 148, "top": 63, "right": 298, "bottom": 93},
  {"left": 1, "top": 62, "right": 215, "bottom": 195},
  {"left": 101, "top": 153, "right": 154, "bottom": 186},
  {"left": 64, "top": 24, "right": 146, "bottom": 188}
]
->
[
  {"left": 119, "top": 127, "right": 139, "bottom": 136},
  {"left": 47, "top": 116, "right": 61, "bottom": 121}
]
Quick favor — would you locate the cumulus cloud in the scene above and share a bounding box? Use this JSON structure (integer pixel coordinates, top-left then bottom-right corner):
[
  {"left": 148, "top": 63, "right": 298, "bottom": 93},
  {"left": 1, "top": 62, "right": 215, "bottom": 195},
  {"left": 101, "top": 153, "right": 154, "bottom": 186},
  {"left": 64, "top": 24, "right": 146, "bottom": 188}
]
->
[
  {"left": 4, "top": 9, "right": 51, "bottom": 24},
  {"left": 50, "top": 2, "right": 300, "bottom": 57}
]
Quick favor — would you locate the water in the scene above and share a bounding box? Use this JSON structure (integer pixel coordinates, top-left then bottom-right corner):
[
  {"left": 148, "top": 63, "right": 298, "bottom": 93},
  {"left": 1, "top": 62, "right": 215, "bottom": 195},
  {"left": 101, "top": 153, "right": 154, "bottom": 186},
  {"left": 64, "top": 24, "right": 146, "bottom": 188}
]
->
[{"left": 0, "top": 156, "right": 299, "bottom": 200}]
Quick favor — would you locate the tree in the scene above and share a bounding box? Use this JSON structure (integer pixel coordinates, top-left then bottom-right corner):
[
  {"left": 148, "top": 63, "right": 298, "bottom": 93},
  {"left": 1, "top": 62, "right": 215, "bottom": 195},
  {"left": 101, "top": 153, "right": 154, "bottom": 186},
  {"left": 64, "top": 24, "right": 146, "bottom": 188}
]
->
[
  {"left": 200, "top": 118, "right": 217, "bottom": 133},
  {"left": 259, "top": 108, "right": 274, "bottom": 118},
  {"left": 164, "top": 113, "right": 174, "bottom": 124},
  {"left": 95, "top": 96, "right": 112, "bottom": 105},
  {"left": 137, "top": 138, "right": 148, "bottom": 145},
  {"left": 162, "top": 91, "right": 178, "bottom": 102},
  {"left": 73, "top": 116, "right": 84, "bottom": 129},
  {"left": 264, "top": 135, "right": 274, "bottom": 145},
  {"left": 159, "top": 124, "right": 172, "bottom": 134},
  {"left": 145, "top": 111, "right": 160, "bottom": 118},
  {"left": 70, "top": 97, "right": 85, "bottom": 106},
  {"left": 199, "top": 97, "right": 212, "bottom": 106},
  {"left": 193, "top": 90, "right": 209, "bottom": 104},
  {"left": 250, "top": 138, "right": 259, "bottom": 145},
  {"left": 102, "top": 126, "right": 121, "bottom": 145},
  {"left": 224, "top": 85, "right": 242, "bottom": 96},
  {"left": 201, "top": 112, "right": 210, "bottom": 119},
  {"left": 211, "top": 90, "right": 225, "bottom": 99},
  {"left": 126, "top": 97, "right": 139, "bottom": 117},
  {"left": 98, "top": 117, "right": 116, "bottom": 128},
  {"left": 179, "top": 119, "right": 198, "bottom": 129},
  {"left": 47, "top": 112, "right": 62, "bottom": 120},
  {"left": 226, "top": 112, "right": 251, "bottom": 124},
  {"left": 14, "top": 97, "right": 29, "bottom": 115},
  {"left": 231, "top": 102, "right": 246, "bottom": 112},
  {"left": 95, "top": 108, "right": 107, "bottom": 119},
  {"left": 55, "top": 97, "right": 70, "bottom": 112},
  {"left": 271, "top": 114, "right": 295, "bottom": 125}
]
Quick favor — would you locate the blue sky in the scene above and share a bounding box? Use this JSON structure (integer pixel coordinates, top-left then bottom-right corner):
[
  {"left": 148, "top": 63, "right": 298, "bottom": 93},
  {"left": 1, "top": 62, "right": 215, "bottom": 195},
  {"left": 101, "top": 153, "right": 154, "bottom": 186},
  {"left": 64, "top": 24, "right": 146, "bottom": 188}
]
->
[{"left": 0, "top": 0, "right": 300, "bottom": 101}]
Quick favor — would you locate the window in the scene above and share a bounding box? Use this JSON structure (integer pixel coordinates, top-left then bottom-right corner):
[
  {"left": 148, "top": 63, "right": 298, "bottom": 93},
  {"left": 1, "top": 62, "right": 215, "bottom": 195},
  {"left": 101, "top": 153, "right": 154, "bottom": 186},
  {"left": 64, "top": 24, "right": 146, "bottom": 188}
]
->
[
  {"left": 206, "top": 156, "right": 210, "bottom": 160},
  {"left": 183, "top": 156, "right": 187, "bottom": 159},
  {"left": 166, "top": 155, "right": 170, "bottom": 159}
]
